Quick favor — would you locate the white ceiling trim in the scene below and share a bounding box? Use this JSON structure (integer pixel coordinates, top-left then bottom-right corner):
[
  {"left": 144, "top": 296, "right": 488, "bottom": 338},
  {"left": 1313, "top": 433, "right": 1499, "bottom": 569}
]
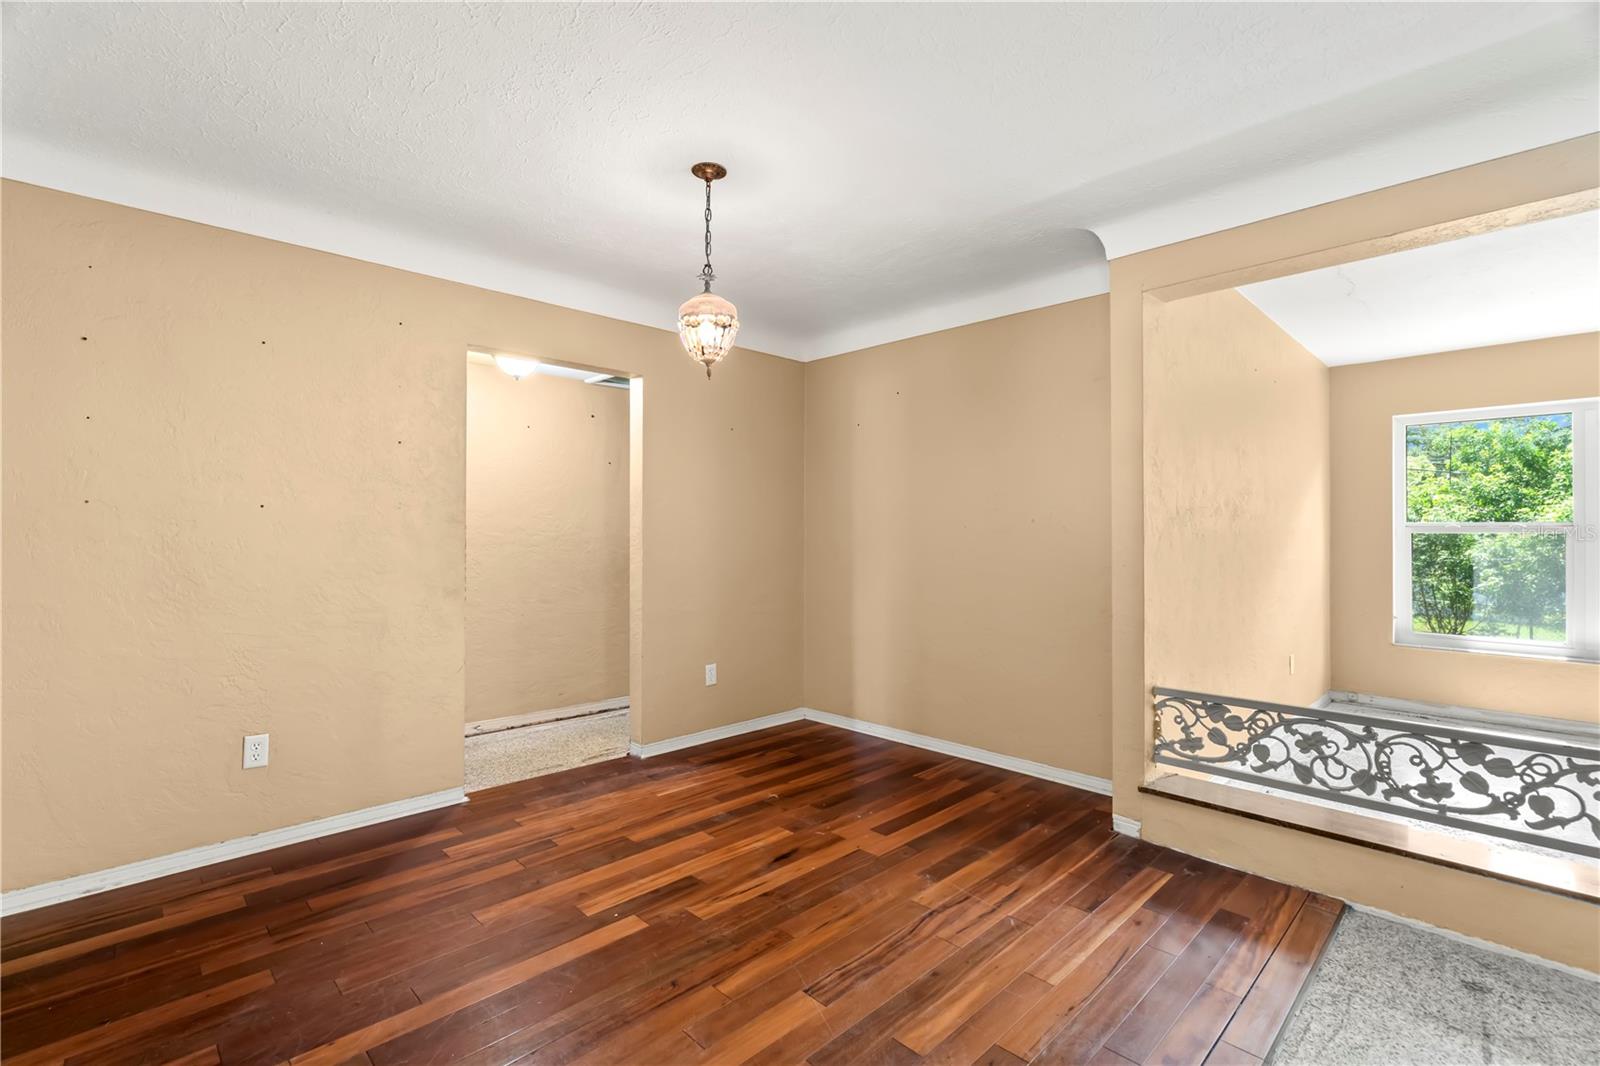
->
[
  {"left": 4, "top": 133, "right": 1109, "bottom": 362},
  {"left": 8, "top": 121, "right": 1593, "bottom": 364},
  {"left": 1, "top": 133, "right": 807, "bottom": 361},
  {"left": 5, "top": 49, "right": 1595, "bottom": 362},
  {"left": 6, "top": 132, "right": 1111, "bottom": 362},
  {"left": 789, "top": 263, "right": 1109, "bottom": 361},
  {"left": 1090, "top": 91, "right": 1599, "bottom": 259}
]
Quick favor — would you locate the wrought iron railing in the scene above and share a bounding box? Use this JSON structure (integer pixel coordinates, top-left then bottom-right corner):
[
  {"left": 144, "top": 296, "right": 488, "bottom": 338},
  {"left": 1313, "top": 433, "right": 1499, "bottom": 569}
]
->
[{"left": 1151, "top": 687, "right": 1600, "bottom": 859}]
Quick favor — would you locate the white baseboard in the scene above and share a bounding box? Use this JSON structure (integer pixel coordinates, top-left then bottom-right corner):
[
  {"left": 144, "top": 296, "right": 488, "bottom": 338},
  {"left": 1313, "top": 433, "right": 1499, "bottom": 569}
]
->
[
  {"left": 7, "top": 707, "right": 1105, "bottom": 917},
  {"left": 629, "top": 709, "right": 806, "bottom": 758},
  {"left": 1349, "top": 902, "right": 1600, "bottom": 981},
  {"left": 798, "top": 708, "right": 1112, "bottom": 796},
  {"left": 1112, "top": 814, "right": 1142, "bottom": 838},
  {"left": 466, "top": 696, "right": 629, "bottom": 738},
  {"left": 631, "top": 706, "right": 1112, "bottom": 797},
  {"left": 0, "top": 787, "right": 468, "bottom": 916}
]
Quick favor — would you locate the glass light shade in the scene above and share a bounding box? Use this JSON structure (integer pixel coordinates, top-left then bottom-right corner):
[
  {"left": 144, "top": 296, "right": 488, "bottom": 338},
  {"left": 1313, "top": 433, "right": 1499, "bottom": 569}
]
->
[
  {"left": 493, "top": 354, "right": 541, "bottom": 380},
  {"left": 677, "top": 291, "right": 740, "bottom": 377}
]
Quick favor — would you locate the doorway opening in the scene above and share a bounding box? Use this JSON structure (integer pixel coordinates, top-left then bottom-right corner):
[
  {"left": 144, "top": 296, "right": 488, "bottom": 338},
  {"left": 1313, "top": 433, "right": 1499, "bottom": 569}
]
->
[{"left": 463, "top": 347, "right": 639, "bottom": 791}]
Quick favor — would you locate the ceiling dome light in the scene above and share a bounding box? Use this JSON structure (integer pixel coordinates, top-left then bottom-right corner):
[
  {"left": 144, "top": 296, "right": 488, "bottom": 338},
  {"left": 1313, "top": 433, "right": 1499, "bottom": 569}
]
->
[
  {"left": 493, "top": 354, "right": 541, "bottom": 380},
  {"left": 678, "top": 162, "right": 739, "bottom": 378}
]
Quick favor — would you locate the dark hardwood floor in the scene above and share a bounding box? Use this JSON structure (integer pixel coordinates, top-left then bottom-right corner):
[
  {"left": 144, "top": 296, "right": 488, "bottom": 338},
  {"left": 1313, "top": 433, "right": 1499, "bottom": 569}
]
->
[{"left": 1, "top": 721, "right": 1341, "bottom": 1065}]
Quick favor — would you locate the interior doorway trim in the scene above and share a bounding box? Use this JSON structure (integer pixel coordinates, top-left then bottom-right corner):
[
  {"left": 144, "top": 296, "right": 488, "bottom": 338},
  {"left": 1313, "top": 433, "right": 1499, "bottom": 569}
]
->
[{"left": 464, "top": 344, "right": 645, "bottom": 754}]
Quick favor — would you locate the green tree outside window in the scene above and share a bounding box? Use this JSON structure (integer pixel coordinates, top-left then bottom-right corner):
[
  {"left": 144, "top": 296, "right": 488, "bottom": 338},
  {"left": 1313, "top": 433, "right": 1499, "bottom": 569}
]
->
[{"left": 1406, "top": 414, "right": 1572, "bottom": 642}]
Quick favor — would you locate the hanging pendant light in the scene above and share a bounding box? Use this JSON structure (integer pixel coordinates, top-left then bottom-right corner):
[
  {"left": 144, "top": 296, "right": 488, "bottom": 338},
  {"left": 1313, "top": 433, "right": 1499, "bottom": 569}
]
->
[{"left": 678, "top": 162, "right": 739, "bottom": 378}]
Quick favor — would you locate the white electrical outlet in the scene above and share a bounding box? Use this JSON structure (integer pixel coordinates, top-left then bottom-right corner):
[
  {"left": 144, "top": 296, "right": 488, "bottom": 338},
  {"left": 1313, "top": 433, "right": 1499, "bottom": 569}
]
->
[
  {"left": 243, "top": 733, "right": 270, "bottom": 769},
  {"left": 705, "top": 663, "right": 718, "bottom": 686},
  {"left": 1289, "top": 654, "right": 1296, "bottom": 675}
]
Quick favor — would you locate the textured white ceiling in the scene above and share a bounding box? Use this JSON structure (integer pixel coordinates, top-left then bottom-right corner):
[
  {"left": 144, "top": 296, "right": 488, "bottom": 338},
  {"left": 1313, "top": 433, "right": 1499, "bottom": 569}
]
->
[
  {"left": 3, "top": 2, "right": 1596, "bottom": 360},
  {"left": 1237, "top": 211, "right": 1600, "bottom": 366}
]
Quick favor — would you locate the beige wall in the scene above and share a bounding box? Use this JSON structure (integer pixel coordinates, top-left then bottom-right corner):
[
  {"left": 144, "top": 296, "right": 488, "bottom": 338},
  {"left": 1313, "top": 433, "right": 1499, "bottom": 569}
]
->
[
  {"left": 466, "top": 365, "right": 629, "bottom": 723},
  {"left": 1330, "top": 334, "right": 1600, "bottom": 720},
  {"left": 1145, "top": 288, "right": 1331, "bottom": 705},
  {"left": 802, "top": 297, "right": 1112, "bottom": 778},
  {"left": 1110, "top": 135, "right": 1600, "bottom": 971},
  {"left": 1, "top": 180, "right": 803, "bottom": 890}
]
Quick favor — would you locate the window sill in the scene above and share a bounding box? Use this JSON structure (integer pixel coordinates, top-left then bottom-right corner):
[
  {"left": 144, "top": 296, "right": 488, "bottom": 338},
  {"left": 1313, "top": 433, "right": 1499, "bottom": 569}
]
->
[
  {"left": 1391, "top": 636, "right": 1599, "bottom": 666},
  {"left": 1312, "top": 690, "right": 1599, "bottom": 747}
]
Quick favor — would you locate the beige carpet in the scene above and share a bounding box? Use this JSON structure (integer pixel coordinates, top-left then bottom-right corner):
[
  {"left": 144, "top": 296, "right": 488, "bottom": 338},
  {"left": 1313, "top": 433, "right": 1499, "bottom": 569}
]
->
[{"left": 464, "top": 708, "right": 629, "bottom": 792}]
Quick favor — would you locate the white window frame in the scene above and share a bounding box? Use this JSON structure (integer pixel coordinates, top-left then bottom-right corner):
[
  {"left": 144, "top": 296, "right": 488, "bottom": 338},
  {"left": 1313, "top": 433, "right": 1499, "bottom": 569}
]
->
[{"left": 1393, "top": 397, "right": 1599, "bottom": 663}]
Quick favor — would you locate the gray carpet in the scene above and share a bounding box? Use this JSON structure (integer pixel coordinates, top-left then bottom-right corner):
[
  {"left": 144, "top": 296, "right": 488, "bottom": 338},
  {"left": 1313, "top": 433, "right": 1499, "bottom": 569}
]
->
[{"left": 1272, "top": 909, "right": 1600, "bottom": 1065}]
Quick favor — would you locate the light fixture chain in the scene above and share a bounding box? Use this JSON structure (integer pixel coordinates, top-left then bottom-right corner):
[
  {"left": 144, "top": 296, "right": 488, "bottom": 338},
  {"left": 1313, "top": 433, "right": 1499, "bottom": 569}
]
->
[{"left": 701, "top": 179, "right": 715, "bottom": 291}]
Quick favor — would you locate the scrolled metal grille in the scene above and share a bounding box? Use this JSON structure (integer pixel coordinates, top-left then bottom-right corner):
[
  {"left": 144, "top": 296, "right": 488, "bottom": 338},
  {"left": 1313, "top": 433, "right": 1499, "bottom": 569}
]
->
[{"left": 1151, "top": 688, "right": 1600, "bottom": 858}]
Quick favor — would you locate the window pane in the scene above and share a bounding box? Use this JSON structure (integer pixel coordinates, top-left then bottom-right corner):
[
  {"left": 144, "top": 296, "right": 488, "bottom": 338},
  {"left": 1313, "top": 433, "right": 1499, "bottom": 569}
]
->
[
  {"left": 1411, "top": 532, "right": 1567, "bottom": 643},
  {"left": 1405, "top": 413, "right": 1573, "bottom": 523}
]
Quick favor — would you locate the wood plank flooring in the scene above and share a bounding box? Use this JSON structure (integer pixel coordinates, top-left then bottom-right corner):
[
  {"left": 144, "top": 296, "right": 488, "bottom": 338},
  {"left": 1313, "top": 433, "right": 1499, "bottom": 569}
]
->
[{"left": 1, "top": 721, "right": 1342, "bottom": 1065}]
